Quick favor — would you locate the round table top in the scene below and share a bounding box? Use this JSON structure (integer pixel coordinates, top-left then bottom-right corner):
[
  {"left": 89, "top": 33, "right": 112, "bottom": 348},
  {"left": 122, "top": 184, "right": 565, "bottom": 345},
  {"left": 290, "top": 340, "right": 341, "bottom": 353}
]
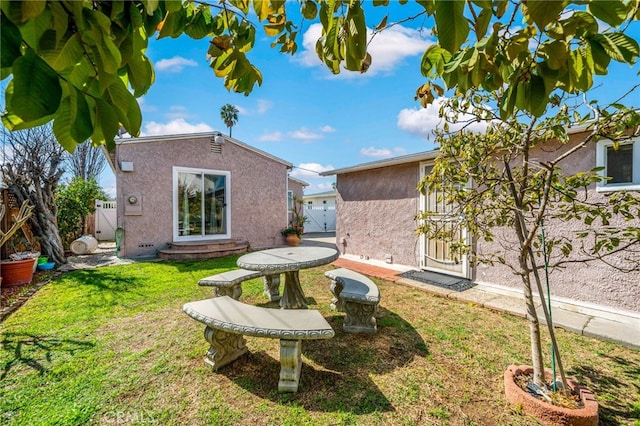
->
[{"left": 237, "top": 246, "right": 339, "bottom": 273}]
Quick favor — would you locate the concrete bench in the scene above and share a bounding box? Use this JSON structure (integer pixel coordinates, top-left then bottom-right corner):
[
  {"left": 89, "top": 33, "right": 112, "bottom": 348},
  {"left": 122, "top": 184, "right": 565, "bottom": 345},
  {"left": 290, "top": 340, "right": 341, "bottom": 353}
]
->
[
  {"left": 183, "top": 296, "right": 334, "bottom": 392},
  {"left": 324, "top": 268, "right": 380, "bottom": 333},
  {"left": 198, "top": 269, "right": 282, "bottom": 301}
]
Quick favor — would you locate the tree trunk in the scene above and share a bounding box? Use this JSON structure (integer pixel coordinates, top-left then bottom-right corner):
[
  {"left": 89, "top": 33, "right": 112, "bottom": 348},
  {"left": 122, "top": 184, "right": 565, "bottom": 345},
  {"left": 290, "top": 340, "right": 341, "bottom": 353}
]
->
[
  {"left": 520, "top": 266, "right": 546, "bottom": 385},
  {"left": 33, "top": 208, "right": 66, "bottom": 265}
]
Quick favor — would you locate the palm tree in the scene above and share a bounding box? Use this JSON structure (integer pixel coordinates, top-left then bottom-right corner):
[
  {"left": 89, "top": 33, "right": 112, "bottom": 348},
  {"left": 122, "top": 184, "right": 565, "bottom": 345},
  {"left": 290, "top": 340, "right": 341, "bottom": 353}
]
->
[{"left": 219, "top": 104, "right": 239, "bottom": 137}]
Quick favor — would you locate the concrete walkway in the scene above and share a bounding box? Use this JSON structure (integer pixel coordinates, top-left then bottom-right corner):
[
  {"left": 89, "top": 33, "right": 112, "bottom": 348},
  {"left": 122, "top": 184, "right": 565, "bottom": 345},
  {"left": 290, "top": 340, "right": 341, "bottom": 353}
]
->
[
  {"left": 329, "top": 257, "right": 640, "bottom": 350},
  {"left": 302, "top": 232, "right": 639, "bottom": 350}
]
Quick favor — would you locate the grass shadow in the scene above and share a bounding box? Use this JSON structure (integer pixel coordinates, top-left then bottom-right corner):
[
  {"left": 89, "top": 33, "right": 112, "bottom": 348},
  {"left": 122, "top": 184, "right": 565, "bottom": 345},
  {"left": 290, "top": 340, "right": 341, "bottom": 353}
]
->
[
  {"left": 569, "top": 363, "right": 639, "bottom": 424},
  {"left": 214, "top": 305, "right": 427, "bottom": 415},
  {"left": 219, "top": 350, "right": 394, "bottom": 415},
  {"left": 1, "top": 332, "right": 95, "bottom": 380},
  {"left": 306, "top": 306, "right": 429, "bottom": 374}
]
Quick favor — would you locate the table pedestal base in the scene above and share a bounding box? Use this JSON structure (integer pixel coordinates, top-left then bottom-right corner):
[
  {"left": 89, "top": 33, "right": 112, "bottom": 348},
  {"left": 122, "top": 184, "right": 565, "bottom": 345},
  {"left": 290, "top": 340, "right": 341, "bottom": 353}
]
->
[
  {"left": 279, "top": 271, "right": 308, "bottom": 309},
  {"left": 263, "top": 274, "right": 281, "bottom": 301}
]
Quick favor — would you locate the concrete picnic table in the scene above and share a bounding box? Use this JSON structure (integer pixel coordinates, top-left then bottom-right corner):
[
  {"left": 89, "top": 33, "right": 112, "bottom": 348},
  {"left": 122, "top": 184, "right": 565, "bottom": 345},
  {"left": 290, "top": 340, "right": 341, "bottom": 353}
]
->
[{"left": 237, "top": 246, "right": 339, "bottom": 309}]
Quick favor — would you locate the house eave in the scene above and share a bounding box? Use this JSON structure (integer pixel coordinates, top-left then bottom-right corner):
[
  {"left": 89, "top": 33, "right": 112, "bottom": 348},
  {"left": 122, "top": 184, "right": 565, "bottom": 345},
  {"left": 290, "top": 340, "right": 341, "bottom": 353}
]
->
[
  {"left": 287, "top": 175, "right": 309, "bottom": 187},
  {"left": 114, "top": 132, "right": 293, "bottom": 168},
  {"left": 320, "top": 150, "right": 440, "bottom": 176}
]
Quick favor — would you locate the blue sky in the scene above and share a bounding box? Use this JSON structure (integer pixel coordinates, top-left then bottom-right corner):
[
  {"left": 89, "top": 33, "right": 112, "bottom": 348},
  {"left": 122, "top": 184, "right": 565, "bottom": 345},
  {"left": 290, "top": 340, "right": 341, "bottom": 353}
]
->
[{"left": 100, "top": 2, "right": 640, "bottom": 196}]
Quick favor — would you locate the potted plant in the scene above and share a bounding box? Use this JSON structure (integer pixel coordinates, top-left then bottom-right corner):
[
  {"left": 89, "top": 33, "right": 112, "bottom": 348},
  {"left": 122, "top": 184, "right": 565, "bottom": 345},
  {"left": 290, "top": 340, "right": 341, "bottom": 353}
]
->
[
  {"left": 281, "top": 226, "right": 302, "bottom": 247},
  {"left": 1, "top": 200, "right": 36, "bottom": 287}
]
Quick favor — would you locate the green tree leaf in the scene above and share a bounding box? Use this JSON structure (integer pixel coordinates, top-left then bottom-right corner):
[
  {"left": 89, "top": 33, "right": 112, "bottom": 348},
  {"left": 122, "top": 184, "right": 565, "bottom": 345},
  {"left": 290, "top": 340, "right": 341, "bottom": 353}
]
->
[
  {"left": 434, "top": 0, "right": 469, "bottom": 53},
  {"left": 41, "top": 33, "right": 84, "bottom": 72},
  {"left": 69, "top": 86, "right": 94, "bottom": 143},
  {"left": 1, "top": 0, "right": 46, "bottom": 24},
  {"left": 301, "top": 0, "right": 318, "bottom": 20},
  {"left": 0, "top": 11, "right": 22, "bottom": 69},
  {"left": 10, "top": 49, "right": 62, "bottom": 122},
  {"left": 92, "top": 99, "right": 120, "bottom": 146},
  {"left": 106, "top": 79, "right": 142, "bottom": 136},
  {"left": 126, "top": 54, "right": 154, "bottom": 98},
  {"left": 421, "top": 45, "right": 452, "bottom": 78},
  {"left": 1, "top": 81, "right": 54, "bottom": 130},
  {"left": 344, "top": 1, "right": 367, "bottom": 72},
  {"left": 185, "top": 7, "right": 214, "bottom": 40},
  {"left": 589, "top": 0, "right": 629, "bottom": 27},
  {"left": 475, "top": 8, "right": 492, "bottom": 40},
  {"left": 541, "top": 40, "right": 568, "bottom": 70},
  {"left": 53, "top": 95, "right": 80, "bottom": 152},
  {"left": 528, "top": 75, "right": 547, "bottom": 117},
  {"left": 524, "top": 0, "right": 567, "bottom": 30}
]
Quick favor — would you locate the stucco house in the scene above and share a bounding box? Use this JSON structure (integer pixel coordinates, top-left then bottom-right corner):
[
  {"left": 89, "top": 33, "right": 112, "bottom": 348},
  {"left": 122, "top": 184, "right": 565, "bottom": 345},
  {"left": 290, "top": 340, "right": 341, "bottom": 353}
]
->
[
  {"left": 106, "top": 132, "right": 304, "bottom": 259},
  {"left": 322, "top": 129, "right": 640, "bottom": 315}
]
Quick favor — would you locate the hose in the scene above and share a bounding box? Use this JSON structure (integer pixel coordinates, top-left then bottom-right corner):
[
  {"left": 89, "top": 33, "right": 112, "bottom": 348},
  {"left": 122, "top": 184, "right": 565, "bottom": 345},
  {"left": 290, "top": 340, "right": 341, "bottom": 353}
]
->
[
  {"left": 115, "top": 227, "right": 124, "bottom": 258},
  {"left": 540, "top": 220, "right": 556, "bottom": 392}
]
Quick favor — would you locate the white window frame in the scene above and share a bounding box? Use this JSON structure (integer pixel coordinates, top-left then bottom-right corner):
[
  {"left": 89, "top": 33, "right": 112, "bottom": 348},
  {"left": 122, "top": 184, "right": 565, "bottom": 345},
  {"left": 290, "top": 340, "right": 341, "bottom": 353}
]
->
[
  {"left": 287, "top": 190, "right": 293, "bottom": 211},
  {"left": 595, "top": 138, "right": 640, "bottom": 192},
  {"left": 173, "top": 166, "right": 231, "bottom": 241}
]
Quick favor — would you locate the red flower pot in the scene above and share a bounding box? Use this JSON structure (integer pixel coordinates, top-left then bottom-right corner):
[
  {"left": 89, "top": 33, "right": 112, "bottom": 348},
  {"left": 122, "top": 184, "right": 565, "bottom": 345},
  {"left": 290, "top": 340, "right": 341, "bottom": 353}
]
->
[{"left": 1, "top": 258, "right": 36, "bottom": 287}]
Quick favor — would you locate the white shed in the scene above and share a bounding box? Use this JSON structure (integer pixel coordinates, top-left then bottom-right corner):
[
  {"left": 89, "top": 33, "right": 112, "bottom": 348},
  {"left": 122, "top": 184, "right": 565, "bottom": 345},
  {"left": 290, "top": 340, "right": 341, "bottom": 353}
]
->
[{"left": 302, "top": 190, "right": 336, "bottom": 233}]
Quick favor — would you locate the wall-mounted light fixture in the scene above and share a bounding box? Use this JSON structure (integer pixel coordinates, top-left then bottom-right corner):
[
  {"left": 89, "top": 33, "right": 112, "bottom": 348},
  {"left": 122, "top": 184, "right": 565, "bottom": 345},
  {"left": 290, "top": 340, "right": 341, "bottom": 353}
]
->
[{"left": 213, "top": 132, "right": 226, "bottom": 145}]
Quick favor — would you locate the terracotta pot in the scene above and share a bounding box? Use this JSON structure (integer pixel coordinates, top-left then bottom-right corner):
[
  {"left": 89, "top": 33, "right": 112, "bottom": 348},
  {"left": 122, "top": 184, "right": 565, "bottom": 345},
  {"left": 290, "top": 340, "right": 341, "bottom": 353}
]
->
[
  {"left": 285, "top": 234, "right": 301, "bottom": 247},
  {"left": 1, "top": 258, "right": 36, "bottom": 287},
  {"left": 504, "top": 365, "right": 598, "bottom": 426}
]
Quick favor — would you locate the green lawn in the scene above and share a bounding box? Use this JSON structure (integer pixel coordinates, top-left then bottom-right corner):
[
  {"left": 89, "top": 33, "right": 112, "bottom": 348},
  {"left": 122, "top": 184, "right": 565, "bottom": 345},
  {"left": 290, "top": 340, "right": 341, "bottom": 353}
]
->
[{"left": 1, "top": 257, "right": 639, "bottom": 425}]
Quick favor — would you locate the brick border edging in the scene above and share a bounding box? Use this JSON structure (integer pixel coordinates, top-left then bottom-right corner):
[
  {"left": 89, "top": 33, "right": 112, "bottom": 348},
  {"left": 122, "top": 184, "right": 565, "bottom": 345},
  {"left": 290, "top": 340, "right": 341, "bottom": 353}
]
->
[{"left": 504, "top": 364, "right": 598, "bottom": 426}]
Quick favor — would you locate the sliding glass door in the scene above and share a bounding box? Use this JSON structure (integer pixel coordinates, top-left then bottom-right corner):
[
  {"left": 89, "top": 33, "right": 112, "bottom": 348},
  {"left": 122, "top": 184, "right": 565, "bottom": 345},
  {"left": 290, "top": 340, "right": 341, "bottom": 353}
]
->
[{"left": 174, "top": 167, "right": 230, "bottom": 240}]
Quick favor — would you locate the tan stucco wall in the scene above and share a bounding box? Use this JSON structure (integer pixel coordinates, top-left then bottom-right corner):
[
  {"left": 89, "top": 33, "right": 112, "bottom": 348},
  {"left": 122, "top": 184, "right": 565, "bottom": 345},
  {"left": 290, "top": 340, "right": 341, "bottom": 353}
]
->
[
  {"left": 334, "top": 132, "right": 639, "bottom": 313},
  {"left": 335, "top": 163, "right": 421, "bottom": 266},
  {"left": 116, "top": 135, "right": 289, "bottom": 257}
]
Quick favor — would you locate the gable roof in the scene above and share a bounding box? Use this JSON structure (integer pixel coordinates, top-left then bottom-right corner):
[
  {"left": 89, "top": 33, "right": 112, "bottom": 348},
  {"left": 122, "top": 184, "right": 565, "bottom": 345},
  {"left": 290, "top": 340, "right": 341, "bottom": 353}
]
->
[
  {"left": 104, "top": 132, "right": 292, "bottom": 173},
  {"left": 304, "top": 189, "right": 335, "bottom": 199},
  {"left": 287, "top": 175, "right": 309, "bottom": 187},
  {"left": 320, "top": 150, "right": 440, "bottom": 176}
]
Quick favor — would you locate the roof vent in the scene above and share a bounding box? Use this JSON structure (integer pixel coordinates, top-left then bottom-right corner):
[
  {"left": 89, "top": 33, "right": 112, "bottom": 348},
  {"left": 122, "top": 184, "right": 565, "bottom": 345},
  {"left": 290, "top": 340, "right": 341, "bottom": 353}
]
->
[{"left": 210, "top": 139, "right": 222, "bottom": 154}]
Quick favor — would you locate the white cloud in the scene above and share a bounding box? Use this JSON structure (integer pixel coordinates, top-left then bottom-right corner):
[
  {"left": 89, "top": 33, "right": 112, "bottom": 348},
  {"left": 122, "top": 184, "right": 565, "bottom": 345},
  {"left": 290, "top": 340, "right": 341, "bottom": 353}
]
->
[
  {"left": 155, "top": 56, "right": 198, "bottom": 72},
  {"left": 397, "top": 98, "right": 493, "bottom": 137},
  {"left": 235, "top": 105, "right": 249, "bottom": 115},
  {"left": 258, "top": 131, "right": 283, "bottom": 142},
  {"left": 165, "top": 105, "right": 192, "bottom": 120},
  {"left": 314, "top": 182, "right": 335, "bottom": 191},
  {"left": 297, "top": 23, "right": 432, "bottom": 77},
  {"left": 236, "top": 99, "right": 272, "bottom": 116},
  {"left": 288, "top": 127, "right": 323, "bottom": 141},
  {"left": 360, "top": 146, "right": 407, "bottom": 159},
  {"left": 290, "top": 162, "right": 335, "bottom": 179},
  {"left": 256, "top": 99, "right": 273, "bottom": 114},
  {"left": 141, "top": 119, "right": 213, "bottom": 136},
  {"left": 320, "top": 125, "right": 336, "bottom": 133},
  {"left": 137, "top": 97, "right": 157, "bottom": 112}
]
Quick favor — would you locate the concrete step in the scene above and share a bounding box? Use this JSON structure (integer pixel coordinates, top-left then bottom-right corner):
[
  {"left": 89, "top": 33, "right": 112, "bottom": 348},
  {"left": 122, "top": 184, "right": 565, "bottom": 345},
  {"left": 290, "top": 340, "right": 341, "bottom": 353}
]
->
[{"left": 158, "top": 240, "right": 249, "bottom": 260}]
